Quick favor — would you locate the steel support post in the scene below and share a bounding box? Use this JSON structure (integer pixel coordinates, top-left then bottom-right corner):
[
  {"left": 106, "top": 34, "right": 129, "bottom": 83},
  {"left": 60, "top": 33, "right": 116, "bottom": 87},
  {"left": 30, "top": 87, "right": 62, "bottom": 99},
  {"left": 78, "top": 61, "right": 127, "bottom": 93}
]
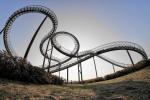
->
[
  {"left": 24, "top": 16, "right": 47, "bottom": 60},
  {"left": 0, "top": 27, "right": 4, "bottom": 35},
  {"left": 42, "top": 38, "right": 51, "bottom": 68},
  {"left": 93, "top": 57, "right": 98, "bottom": 77},
  {"left": 67, "top": 68, "right": 69, "bottom": 83},
  {"left": 77, "top": 54, "right": 80, "bottom": 82},
  {"left": 77, "top": 55, "right": 83, "bottom": 83},
  {"left": 112, "top": 64, "right": 116, "bottom": 73},
  {"left": 79, "top": 62, "right": 83, "bottom": 83},
  {"left": 47, "top": 45, "right": 54, "bottom": 73},
  {"left": 126, "top": 50, "right": 134, "bottom": 66},
  {"left": 59, "top": 64, "right": 60, "bottom": 78},
  {"left": 78, "top": 64, "right": 80, "bottom": 82}
]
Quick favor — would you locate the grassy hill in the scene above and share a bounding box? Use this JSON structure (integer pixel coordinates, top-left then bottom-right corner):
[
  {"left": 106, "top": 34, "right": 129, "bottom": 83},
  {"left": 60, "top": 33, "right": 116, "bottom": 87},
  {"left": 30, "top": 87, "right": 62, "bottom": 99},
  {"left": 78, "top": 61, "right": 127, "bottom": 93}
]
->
[{"left": 0, "top": 60, "right": 150, "bottom": 99}]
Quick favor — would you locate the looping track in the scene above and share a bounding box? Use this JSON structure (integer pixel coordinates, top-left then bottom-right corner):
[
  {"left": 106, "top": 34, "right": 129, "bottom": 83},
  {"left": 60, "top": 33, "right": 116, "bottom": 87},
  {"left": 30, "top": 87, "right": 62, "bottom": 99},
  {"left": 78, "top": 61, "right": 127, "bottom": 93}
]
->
[
  {"left": 1, "top": 5, "right": 148, "bottom": 75},
  {"left": 40, "top": 39, "right": 148, "bottom": 73},
  {"left": 3, "top": 5, "right": 58, "bottom": 58}
]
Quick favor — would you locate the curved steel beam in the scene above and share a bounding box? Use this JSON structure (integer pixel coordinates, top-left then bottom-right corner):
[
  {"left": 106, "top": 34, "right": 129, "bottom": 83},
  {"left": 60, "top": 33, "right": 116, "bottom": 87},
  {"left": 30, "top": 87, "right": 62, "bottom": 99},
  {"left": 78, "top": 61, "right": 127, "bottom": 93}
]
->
[
  {"left": 3, "top": 5, "right": 58, "bottom": 58},
  {"left": 40, "top": 31, "right": 148, "bottom": 73}
]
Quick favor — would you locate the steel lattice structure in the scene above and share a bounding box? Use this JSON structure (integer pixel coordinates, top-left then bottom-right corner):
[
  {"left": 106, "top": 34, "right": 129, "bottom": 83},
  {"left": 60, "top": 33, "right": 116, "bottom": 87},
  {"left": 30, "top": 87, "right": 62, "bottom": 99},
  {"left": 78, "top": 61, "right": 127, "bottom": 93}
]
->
[{"left": 0, "top": 5, "right": 148, "bottom": 83}]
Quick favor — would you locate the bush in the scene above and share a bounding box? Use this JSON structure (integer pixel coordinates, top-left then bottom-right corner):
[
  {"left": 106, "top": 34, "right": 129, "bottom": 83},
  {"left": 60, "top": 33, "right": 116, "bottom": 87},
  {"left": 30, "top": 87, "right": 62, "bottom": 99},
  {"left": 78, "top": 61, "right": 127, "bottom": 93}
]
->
[{"left": 0, "top": 50, "right": 64, "bottom": 85}]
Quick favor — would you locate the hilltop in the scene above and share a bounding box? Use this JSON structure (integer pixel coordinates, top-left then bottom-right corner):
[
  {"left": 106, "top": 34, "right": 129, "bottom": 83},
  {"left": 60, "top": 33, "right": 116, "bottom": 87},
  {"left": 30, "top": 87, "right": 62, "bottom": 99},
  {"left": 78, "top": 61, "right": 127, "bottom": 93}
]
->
[{"left": 0, "top": 60, "right": 149, "bottom": 99}]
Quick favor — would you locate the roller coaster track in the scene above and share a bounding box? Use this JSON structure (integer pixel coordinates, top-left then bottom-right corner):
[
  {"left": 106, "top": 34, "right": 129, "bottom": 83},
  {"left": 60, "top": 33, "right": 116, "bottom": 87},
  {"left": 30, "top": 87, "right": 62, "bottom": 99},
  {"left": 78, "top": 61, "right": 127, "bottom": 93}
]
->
[
  {"left": 40, "top": 38, "right": 148, "bottom": 73},
  {"left": 0, "top": 5, "right": 148, "bottom": 78},
  {"left": 2, "top": 5, "right": 58, "bottom": 59}
]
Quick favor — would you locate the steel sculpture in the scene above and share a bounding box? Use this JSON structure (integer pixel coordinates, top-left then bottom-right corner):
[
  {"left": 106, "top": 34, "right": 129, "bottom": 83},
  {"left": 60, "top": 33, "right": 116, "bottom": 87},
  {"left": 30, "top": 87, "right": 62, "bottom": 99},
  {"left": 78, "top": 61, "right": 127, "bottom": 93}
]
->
[
  {"left": 2, "top": 5, "right": 58, "bottom": 59},
  {"left": 0, "top": 5, "right": 148, "bottom": 83}
]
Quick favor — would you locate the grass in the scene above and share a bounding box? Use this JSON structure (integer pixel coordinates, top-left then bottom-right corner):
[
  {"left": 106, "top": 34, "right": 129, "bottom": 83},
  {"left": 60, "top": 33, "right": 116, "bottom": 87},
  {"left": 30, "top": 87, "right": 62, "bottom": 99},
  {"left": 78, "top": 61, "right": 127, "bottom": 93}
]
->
[
  {"left": 71, "top": 59, "right": 150, "bottom": 84},
  {"left": 0, "top": 65, "right": 149, "bottom": 99},
  {"left": 0, "top": 51, "right": 149, "bottom": 99}
]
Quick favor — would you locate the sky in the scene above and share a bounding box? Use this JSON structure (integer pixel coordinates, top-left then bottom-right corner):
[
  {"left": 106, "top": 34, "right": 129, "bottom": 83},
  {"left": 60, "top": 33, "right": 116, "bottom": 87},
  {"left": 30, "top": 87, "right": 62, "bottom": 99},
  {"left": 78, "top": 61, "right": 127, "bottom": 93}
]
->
[{"left": 0, "top": 0, "right": 150, "bottom": 81}]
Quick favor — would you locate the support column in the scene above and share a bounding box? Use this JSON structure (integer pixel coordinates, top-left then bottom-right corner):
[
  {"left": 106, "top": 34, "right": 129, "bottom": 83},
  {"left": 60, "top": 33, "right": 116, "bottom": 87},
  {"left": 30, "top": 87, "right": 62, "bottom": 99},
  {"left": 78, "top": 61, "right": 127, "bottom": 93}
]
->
[
  {"left": 24, "top": 16, "right": 47, "bottom": 60},
  {"left": 47, "top": 45, "right": 54, "bottom": 73},
  {"left": 126, "top": 50, "right": 134, "bottom": 66},
  {"left": 59, "top": 65, "right": 60, "bottom": 78},
  {"left": 77, "top": 55, "right": 83, "bottom": 83},
  {"left": 67, "top": 68, "right": 69, "bottom": 83},
  {"left": 93, "top": 57, "right": 98, "bottom": 77},
  {"left": 42, "top": 38, "right": 51, "bottom": 69},
  {"left": 112, "top": 64, "right": 116, "bottom": 73},
  {"left": 78, "top": 64, "right": 80, "bottom": 82},
  {"left": 0, "top": 27, "right": 4, "bottom": 34},
  {"left": 80, "top": 62, "right": 83, "bottom": 83}
]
